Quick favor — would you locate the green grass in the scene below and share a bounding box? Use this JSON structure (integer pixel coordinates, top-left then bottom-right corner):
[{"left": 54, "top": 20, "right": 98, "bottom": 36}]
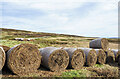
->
[
  {"left": 35, "top": 38, "right": 58, "bottom": 45},
  {"left": 58, "top": 39, "right": 68, "bottom": 41},
  {"left": 60, "top": 69, "right": 95, "bottom": 77},
  {"left": 1, "top": 40, "right": 48, "bottom": 48},
  {"left": 61, "top": 70, "right": 86, "bottom": 77},
  {"left": 1, "top": 37, "right": 69, "bottom": 48},
  {"left": 94, "top": 64, "right": 104, "bottom": 68},
  {"left": 1, "top": 40, "right": 34, "bottom": 47}
]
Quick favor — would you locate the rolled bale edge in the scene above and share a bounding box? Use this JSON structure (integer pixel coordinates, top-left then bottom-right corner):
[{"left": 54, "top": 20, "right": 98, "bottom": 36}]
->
[
  {"left": 0, "top": 47, "right": 6, "bottom": 71},
  {"left": 63, "top": 47, "right": 85, "bottom": 69},
  {"left": 0, "top": 45, "right": 10, "bottom": 53},
  {"left": 105, "top": 49, "right": 115, "bottom": 64},
  {"left": 111, "top": 49, "right": 120, "bottom": 62},
  {"left": 0, "top": 45, "right": 10, "bottom": 72},
  {"left": 7, "top": 43, "right": 41, "bottom": 75},
  {"left": 94, "top": 49, "right": 106, "bottom": 64},
  {"left": 39, "top": 47, "right": 69, "bottom": 72},
  {"left": 78, "top": 48, "right": 97, "bottom": 67}
]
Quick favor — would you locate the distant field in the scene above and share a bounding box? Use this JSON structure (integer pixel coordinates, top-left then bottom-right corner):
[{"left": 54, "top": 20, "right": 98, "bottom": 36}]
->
[
  {"left": 0, "top": 28, "right": 120, "bottom": 77},
  {"left": 1, "top": 28, "right": 119, "bottom": 49}
]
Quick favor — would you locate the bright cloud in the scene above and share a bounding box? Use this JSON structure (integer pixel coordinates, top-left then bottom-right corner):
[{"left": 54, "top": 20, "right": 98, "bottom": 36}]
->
[{"left": 1, "top": 0, "right": 119, "bottom": 37}]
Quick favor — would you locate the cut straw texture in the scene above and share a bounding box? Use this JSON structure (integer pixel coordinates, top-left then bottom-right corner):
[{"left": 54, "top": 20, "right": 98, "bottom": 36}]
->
[
  {"left": 94, "top": 49, "right": 106, "bottom": 64},
  {"left": 7, "top": 43, "right": 41, "bottom": 75},
  {"left": 111, "top": 49, "right": 120, "bottom": 62},
  {"left": 39, "top": 47, "right": 69, "bottom": 72},
  {"left": 78, "top": 48, "right": 97, "bottom": 66},
  {"left": 0, "top": 47, "right": 6, "bottom": 70},
  {"left": 89, "top": 38, "right": 109, "bottom": 52},
  {"left": 0, "top": 45, "right": 10, "bottom": 71},
  {"left": 105, "top": 50, "right": 115, "bottom": 63},
  {"left": 63, "top": 48, "right": 85, "bottom": 69},
  {"left": 0, "top": 45, "right": 10, "bottom": 53}
]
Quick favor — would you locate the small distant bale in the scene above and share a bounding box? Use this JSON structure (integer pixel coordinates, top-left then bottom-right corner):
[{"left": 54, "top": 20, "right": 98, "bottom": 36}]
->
[
  {"left": 89, "top": 38, "right": 109, "bottom": 52},
  {"left": 63, "top": 48, "right": 85, "bottom": 69},
  {"left": 94, "top": 49, "right": 106, "bottom": 64},
  {"left": 0, "top": 47, "right": 6, "bottom": 70},
  {"left": 27, "top": 38, "right": 35, "bottom": 41},
  {"left": 39, "top": 47, "right": 69, "bottom": 72},
  {"left": 20, "top": 38, "right": 24, "bottom": 41},
  {"left": 105, "top": 50, "right": 115, "bottom": 63},
  {"left": 78, "top": 48, "right": 97, "bottom": 67},
  {"left": 14, "top": 38, "right": 21, "bottom": 41},
  {"left": 14, "top": 38, "right": 28, "bottom": 41},
  {"left": 14, "top": 38, "right": 19, "bottom": 40},
  {"left": 27, "top": 38, "right": 31, "bottom": 41}
]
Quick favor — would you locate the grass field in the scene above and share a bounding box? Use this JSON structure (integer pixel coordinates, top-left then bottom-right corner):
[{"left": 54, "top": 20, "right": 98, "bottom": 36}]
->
[{"left": 0, "top": 28, "right": 120, "bottom": 77}]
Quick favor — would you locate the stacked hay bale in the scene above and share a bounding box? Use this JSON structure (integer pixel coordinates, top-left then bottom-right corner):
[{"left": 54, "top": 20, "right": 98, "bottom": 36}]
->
[
  {"left": 78, "top": 48, "right": 97, "bottom": 66},
  {"left": 94, "top": 49, "right": 106, "bottom": 64},
  {"left": 90, "top": 38, "right": 115, "bottom": 64},
  {"left": 0, "top": 47, "right": 6, "bottom": 71},
  {"left": 112, "top": 49, "right": 120, "bottom": 65},
  {"left": 63, "top": 48, "right": 85, "bottom": 69},
  {"left": 39, "top": 47, "right": 69, "bottom": 72},
  {"left": 6, "top": 43, "right": 42, "bottom": 75},
  {"left": 89, "top": 38, "right": 109, "bottom": 52}
]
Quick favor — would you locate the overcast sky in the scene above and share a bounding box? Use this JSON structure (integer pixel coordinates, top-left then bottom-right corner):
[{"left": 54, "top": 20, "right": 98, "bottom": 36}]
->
[{"left": 1, "top": 0, "right": 119, "bottom": 37}]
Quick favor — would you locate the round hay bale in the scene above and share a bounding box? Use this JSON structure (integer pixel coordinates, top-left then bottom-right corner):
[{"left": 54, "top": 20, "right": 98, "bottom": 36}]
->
[
  {"left": 0, "top": 45, "right": 10, "bottom": 71},
  {"left": 7, "top": 43, "right": 41, "bottom": 75},
  {"left": 0, "top": 47, "right": 6, "bottom": 70},
  {"left": 39, "top": 47, "right": 69, "bottom": 72},
  {"left": 94, "top": 49, "right": 106, "bottom": 64},
  {"left": 63, "top": 48, "right": 85, "bottom": 69},
  {"left": 111, "top": 49, "right": 120, "bottom": 62},
  {"left": 105, "top": 50, "right": 115, "bottom": 63},
  {"left": 0, "top": 45, "right": 10, "bottom": 53},
  {"left": 78, "top": 48, "right": 97, "bottom": 66},
  {"left": 89, "top": 38, "right": 109, "bottom": 52}
]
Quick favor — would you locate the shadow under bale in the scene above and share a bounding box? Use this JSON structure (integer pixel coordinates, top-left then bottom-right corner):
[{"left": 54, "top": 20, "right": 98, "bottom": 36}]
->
[
  {"left": 89, "top": 38, "right": 109, "bottom": 52},
  {"left": 118, "top": 57, "right": 120, "bottom": 66},
  {"left": 105, "top": 50, "right": 115, "bottom": 64},
  {"left": 39, "top": 47, "right": 69, "bottom": 72},
  {"left": 7, "top": 43, "right": 42, "bottom": 76},
  {"left": 94, "top": 49, "right": 106, "bottom": 64},
  {"left": 63, "top": 48, "right": 85, "bottom": 69},
  {"left": 0, "top": 47, "right": 6, "bottom": 71},
  {"left": 78, "top": 48, "right": 97, "bottom": 67}
]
